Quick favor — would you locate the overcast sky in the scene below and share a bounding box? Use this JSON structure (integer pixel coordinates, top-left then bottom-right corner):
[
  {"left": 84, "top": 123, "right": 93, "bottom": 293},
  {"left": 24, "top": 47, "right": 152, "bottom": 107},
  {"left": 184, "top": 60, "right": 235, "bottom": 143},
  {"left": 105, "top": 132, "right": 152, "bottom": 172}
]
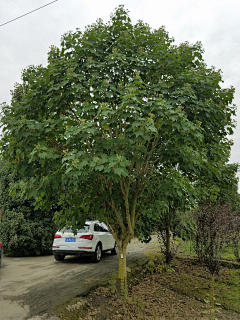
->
[{"left": 1, "top": 0, "right": 239, "bottom": 180}]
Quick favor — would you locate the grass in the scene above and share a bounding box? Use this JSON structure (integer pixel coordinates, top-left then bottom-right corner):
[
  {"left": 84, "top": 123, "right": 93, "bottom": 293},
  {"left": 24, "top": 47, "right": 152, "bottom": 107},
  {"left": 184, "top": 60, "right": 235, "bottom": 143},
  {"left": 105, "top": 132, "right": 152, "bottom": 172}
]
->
[
  {"left": 161, "top": 259, "right": 240, "bottom": 313},
  {"left": 178, "top": 238, "right": 238, "bottom": 261}
]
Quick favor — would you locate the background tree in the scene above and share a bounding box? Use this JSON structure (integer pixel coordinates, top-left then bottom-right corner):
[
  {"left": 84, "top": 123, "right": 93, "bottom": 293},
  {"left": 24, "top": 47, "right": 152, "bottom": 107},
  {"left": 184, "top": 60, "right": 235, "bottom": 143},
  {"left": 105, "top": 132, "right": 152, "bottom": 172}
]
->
[
  {"left": 195, "top": 163, "right": 239, "bottom": 206},
  {"left": 0, "top": 6, "right": 236, "bottom": 295},
  {"left": 135, "top": 168, "right": 196, "bottom": 264},
  {"left": 193, "top": 163, "right": 240, "bottom": 260},
  {"left": 193, "top": 202, "right": 239, "bottom": 319},
  {"left": 156, "top": 170, "right": 195, "bottom": 264},
  {"left": 227, "top": 212, "right": 240, "bottom": 261},
  {"left": 0, "top": 160, "right": 57, "bottom": 256},
  {"left": 217, "top": 165, "right": 240, "bottom": 212}
]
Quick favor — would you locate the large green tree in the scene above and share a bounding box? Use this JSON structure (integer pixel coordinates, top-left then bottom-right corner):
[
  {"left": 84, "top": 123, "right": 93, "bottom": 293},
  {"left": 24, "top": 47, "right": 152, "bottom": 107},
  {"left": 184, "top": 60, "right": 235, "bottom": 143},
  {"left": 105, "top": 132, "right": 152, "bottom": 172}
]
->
[{"left": 0, "top": 6, "right": 235, "bottom": 295}]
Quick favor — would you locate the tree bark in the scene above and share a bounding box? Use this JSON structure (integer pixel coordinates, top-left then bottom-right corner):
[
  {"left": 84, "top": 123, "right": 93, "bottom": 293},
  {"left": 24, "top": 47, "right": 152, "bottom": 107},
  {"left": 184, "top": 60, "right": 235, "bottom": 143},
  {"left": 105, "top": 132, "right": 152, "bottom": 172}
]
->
[
  {"left": 166, "top": 225, "right": 172, "bottom": 264},
  {"left": 116, "top": 240, "right": 128, "bottom": 298}
]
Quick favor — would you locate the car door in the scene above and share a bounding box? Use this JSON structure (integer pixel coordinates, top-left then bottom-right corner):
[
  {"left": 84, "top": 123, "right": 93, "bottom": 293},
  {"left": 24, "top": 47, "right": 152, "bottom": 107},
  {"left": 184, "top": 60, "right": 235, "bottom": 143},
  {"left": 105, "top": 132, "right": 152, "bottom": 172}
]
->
[
  {"left": 100, "top": 223, "right": 115, "bottom": 250},
  {"left": 94, "top": 223, "right": 108, "bottom": 250}
]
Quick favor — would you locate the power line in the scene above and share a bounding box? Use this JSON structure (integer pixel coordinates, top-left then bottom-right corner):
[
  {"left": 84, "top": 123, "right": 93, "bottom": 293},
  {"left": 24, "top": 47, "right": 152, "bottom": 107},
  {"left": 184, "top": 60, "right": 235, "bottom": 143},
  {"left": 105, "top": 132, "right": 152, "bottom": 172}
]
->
[{"left": 0, "top": 0, "right": 59, "bottom": 27}]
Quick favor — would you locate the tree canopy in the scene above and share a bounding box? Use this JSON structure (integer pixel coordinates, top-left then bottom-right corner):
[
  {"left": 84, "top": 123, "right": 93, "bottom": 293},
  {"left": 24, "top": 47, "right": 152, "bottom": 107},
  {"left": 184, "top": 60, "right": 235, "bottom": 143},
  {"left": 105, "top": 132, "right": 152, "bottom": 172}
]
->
[{"left": 0, "top": 5, "right": 236, "bottom": 294}]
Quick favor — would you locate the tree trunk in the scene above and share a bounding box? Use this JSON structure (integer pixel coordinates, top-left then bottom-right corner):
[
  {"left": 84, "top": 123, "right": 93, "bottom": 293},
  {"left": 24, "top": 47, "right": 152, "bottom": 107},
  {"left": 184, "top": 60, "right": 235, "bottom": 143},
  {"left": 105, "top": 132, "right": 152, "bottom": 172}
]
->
[
  {"left": 166, "top": 225, "right": 172, "bottom": 264},
  {"left": 116, "top": 241, "right": 128, "bottom": 298},
  {"left": 189, "top": 234, "right": 192, "bottom": 254},
  {"left": 210, "top": 275, "right": 215, "bottom": 320}
]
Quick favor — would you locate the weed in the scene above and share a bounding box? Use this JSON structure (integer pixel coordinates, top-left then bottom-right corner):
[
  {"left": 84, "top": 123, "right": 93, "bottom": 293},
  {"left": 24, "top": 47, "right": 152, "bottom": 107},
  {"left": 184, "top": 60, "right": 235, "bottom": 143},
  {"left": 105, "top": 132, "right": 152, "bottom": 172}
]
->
[
  {"left": 146, "top": 258, "right": 175, "bottom": 275},
  {"left": 146, "top": 260, "right": 164, "bottom": 274},
  {"left": 107, "top": 275, "right": 118, "bottom": 293}
]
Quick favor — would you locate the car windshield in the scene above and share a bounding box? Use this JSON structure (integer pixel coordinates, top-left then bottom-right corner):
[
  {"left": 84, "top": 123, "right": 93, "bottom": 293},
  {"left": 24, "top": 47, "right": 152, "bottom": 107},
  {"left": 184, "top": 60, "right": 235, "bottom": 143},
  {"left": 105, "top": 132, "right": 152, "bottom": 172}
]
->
[{"left": 61, "top": 225, "right": 90, "bottom": 233}]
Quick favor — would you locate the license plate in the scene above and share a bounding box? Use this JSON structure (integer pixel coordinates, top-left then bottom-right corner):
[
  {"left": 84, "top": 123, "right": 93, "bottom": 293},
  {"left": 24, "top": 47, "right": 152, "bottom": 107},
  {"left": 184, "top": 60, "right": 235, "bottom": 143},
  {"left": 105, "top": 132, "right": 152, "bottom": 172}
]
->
[{"left": 65, "top": 238, "right": 76, "bottom": 242}]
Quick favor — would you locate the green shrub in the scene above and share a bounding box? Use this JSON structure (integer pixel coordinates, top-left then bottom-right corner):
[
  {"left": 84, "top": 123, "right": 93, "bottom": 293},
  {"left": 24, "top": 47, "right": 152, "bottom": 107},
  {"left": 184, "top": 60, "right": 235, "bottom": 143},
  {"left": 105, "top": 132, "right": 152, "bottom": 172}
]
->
[
  {"left": 0, "top": 160, "right": 57, "bottom": 256},
  {"left": 0, "top": 209, "right": 55, "bottom": 256}
]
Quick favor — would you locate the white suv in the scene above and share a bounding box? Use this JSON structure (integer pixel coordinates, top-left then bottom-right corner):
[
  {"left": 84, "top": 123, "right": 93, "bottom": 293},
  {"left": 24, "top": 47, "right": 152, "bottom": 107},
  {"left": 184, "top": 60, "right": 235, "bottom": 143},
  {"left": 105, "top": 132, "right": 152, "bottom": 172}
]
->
[{"left": 52, "top": 221, "right": 118, "bottom": 262}]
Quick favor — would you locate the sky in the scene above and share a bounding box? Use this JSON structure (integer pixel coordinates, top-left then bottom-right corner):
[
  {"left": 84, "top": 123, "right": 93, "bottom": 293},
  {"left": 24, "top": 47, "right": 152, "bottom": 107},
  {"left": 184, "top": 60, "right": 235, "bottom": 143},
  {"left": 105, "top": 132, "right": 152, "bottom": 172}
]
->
[{"left": 0, "top": 0, "right": 239, "bottom": 181}]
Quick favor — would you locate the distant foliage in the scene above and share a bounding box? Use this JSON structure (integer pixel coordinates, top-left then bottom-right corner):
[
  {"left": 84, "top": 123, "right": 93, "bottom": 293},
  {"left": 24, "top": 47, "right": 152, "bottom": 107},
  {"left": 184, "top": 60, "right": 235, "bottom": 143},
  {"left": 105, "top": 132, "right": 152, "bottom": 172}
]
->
[
  {"left": 0, "top": 161, "right": 57, "bottom": 256},
  {"left": 219, "top": 205, "right": 240, "bottom": 262}
]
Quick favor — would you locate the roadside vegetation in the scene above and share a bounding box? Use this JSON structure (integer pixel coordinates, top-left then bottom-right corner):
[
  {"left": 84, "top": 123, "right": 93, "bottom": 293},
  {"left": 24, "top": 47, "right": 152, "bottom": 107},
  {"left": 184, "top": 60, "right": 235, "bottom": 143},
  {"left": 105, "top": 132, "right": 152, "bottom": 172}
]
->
[
  {"left": 51, "top": 242, "right": 240, "bottom": 320},
  {"left": 0, "top": 160, "right": 57, "bottom": 256}
]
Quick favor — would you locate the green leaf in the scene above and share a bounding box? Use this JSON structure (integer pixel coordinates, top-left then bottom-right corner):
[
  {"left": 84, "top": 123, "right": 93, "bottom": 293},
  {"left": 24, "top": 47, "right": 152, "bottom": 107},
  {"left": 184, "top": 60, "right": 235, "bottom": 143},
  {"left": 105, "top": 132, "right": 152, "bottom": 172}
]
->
[{"left": 113, "top": 167, "right": 127, "bottom": 176}]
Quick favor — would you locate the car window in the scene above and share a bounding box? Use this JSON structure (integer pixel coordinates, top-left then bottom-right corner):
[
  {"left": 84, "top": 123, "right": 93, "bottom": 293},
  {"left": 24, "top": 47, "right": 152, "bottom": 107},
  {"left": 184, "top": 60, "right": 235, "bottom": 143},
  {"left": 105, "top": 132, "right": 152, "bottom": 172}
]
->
[
  {"left": 100, "top": 222, "right": 109, "bottom": 232},
  {"left": 77, "top": 225, "right": 90, "bottom": 233},
  {"left": 94, "top": 223, "right": 105, "bottom": 232},
  {"left": 61, "top": 225, "right": 90, "bottom": 233}
]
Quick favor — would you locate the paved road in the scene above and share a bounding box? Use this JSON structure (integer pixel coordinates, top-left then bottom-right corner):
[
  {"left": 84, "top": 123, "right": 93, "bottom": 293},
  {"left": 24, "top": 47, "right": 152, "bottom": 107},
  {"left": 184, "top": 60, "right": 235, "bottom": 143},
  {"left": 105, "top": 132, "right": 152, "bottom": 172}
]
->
[{"left": 0, "top": 238, "right": 156, "bottom": 320}]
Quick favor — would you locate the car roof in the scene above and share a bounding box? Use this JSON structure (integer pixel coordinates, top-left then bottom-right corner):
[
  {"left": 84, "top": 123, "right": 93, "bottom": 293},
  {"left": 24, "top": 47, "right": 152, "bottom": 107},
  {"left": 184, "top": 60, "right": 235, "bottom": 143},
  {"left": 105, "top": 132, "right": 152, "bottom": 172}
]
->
[
  {"left": 57, "top": 221, "right": 100, "bottom": 231},
  {"left": 85, "top": 220, "right": 99, "bottom": 225}
]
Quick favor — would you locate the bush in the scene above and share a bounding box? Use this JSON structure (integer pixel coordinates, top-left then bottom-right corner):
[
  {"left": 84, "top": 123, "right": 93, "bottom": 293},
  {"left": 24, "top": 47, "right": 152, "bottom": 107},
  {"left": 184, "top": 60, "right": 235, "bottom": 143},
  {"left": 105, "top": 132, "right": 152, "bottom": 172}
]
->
[
  {"left": 0, "top": 160, "right": 57, "bottom": 256},
  {"left": 193, "top": 202, "right": 240, "bottom": 274},
  {"left": 1, "top": 209, "right": 55, "bottom": 256}
]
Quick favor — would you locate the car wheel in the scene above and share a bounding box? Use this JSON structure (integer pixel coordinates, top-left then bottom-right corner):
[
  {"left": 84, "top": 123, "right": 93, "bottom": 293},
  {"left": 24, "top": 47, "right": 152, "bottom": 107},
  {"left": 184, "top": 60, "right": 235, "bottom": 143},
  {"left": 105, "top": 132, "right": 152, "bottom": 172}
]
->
[
  {"left": 91, "top": 243, "right": 102, "bottom": 263},
  {"left": 54, "top": 254, "right": 65, "bottom": 261},
  {"left": 111, "top": 242, "right": 118, "bottom": 255}
]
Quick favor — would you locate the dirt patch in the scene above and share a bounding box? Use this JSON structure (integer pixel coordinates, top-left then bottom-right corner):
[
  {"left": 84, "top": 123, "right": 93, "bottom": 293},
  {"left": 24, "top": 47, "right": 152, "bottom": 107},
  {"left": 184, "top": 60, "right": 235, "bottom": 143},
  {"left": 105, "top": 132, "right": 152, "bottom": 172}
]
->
[{"left": 54, "top": 253, "right": 240, "bottom": 320}]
